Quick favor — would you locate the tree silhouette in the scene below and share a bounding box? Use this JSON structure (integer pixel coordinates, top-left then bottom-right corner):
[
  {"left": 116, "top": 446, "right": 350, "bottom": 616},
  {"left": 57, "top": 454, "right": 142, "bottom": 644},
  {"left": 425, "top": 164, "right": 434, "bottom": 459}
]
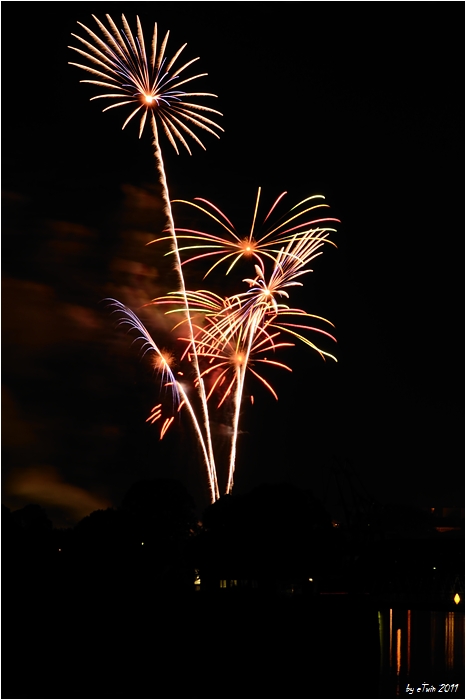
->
[
  {"left": 198, "top": 482, "right": 340, "bottom": 590},
  {"left": 120, "top": 478, "right": 197, "bottom": 545}
]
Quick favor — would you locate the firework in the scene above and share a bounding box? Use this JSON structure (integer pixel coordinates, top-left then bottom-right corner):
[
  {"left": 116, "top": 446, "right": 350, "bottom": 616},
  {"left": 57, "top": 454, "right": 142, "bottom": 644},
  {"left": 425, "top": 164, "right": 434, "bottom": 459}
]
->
[
  {"left": 236, "top": 234, "right": 339, "bottom": 361},
  {"left": 149, "top": 188, "right": 339, "bottom": 277},
  {"left": 145, "top": 224, "right": 338, "bottom": 494},
  {"left": 183, "top": 303, "right": 295, "bottom": 406},
  {"left": 155, "top": 230, "right": 338, "bottom": 360},
  {"left": 106, "top": 299, "right": 217, "bottom": 495},
  {"left": 71, "top": 17, "right": 338, "bottom": 501},
  {"left": 209, "top": 230, "right": 338, "bottom": 492},
  {"left": 71, "top": 15, "right": 222, "bottom": 502},
  {"left": 69, "top": 14, "right": 223, "bottom": 151}
]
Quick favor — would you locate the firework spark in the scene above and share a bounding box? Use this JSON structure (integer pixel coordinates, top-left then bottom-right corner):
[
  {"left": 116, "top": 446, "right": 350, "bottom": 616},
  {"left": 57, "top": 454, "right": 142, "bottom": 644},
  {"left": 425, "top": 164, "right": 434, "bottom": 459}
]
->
[
  {"left": 154, "top": 230, "right": 338, "bottom": 359},
  {"left": 145, "top": 224, "right": 338, "bottom": 495},
  {"left": 69, "top": 14, "right": 223, "bottom": 151},
  {"left": 106, "top": 299, "right": 216, "bottom": 485},
  {"left": 106, "top": 298, "right": 180, "bottom": 420},
  {"left": 197, "top": 327, "right": 294, "bottom": 406},
  {"left": 148, "top": 188, "right": 339, "bottom": 277}
]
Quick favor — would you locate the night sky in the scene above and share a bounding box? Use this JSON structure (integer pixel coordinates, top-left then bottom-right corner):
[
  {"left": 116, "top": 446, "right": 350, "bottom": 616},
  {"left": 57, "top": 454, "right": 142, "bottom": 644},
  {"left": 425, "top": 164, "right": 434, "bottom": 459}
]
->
[{"left": 2, "top": 3, "right": 464, "bottom": 526}]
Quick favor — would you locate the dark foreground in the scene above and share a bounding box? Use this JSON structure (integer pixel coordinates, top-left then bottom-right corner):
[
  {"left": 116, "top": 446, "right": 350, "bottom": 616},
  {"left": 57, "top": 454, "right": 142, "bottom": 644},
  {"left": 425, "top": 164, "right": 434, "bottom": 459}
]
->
[
  {"left": 6, "top": 577, "right": 380, "bottom": 699},
  {"left": 6, "top": 569, "right": 465, "bottom": 699}
]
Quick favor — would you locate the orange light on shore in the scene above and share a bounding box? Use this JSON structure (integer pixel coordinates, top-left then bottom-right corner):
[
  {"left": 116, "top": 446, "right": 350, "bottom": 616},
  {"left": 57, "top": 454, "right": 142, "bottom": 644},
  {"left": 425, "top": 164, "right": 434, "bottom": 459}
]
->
[
  {"left": 454, "top": 593, "right": 460, "bottom": 604},
  {"left": 396, "top": 628, "right": 401, "bottom": 675}
]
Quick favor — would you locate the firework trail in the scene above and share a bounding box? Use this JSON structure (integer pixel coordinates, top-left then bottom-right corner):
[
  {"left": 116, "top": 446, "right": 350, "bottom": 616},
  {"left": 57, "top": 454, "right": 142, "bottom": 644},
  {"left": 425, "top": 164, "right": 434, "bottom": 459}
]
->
[
  {"left": 106, "top": 299, "right": 216, "bottom": 489},
  {"left": 70, "top": 15, "right": 222, "bottom": 501}
]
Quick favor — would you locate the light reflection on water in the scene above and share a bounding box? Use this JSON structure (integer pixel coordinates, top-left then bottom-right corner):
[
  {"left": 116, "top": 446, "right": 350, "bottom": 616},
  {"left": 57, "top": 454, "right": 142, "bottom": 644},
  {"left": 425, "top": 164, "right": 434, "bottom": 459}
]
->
[{"left": 379, "top": 608, "right": 465, "bottom": 697}]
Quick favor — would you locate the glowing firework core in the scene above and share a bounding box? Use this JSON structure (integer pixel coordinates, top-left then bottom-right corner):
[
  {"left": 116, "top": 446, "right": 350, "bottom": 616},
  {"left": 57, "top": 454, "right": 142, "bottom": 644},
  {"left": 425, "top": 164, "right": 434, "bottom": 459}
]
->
[
  {"left": 144, "top": 94, "right": 155, "bottom": 104},
  {"left": 153, "top": 350, "right": 175, "bottom": 371},
  {"left": 241, "top": 239, "right": 256, "bottom": 255}
]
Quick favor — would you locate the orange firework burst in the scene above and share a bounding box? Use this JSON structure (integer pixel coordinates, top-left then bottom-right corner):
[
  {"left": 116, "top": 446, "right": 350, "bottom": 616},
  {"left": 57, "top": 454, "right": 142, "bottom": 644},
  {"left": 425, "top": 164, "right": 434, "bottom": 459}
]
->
[
  {"left": 69, "top": 14, "right": 223, "bottom": 152},
  {"left": 196, "top": 326, "right": 294, "bottom": 407},
  {"left": 149, "top": 187, "right": 339, "bottom": 276}
]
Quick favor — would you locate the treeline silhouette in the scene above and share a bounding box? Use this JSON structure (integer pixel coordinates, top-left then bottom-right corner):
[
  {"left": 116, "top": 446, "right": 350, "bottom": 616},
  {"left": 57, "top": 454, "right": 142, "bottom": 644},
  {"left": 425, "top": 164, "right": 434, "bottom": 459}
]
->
[
  {"left": 4, "top": 479, "right": 462, "bottom": 599},
  {"left": 4, "top": 481, "right": 346, "bottom": 596}
]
